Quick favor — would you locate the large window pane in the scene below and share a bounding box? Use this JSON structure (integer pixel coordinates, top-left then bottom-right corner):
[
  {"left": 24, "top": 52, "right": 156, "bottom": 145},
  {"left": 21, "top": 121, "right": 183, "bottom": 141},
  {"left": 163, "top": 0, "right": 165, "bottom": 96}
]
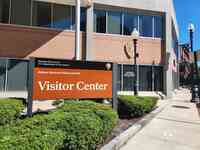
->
[
  {"left": 0, "top": 0, "right": 10, "bottom": 23},
  {"left": 0, "top": 59, "right": 6, "bottom": 92},
  {"left": 154, "top": 66, "right": 163, "bottom": 91},
  {"left": 107, "top": 11, "right": 122, "bottom": 34},
  {"left": 124, "top": 13, "right": 138, "bottom": 35},
  {"left": 117, "top": 64, "right": 122, "bottom": 91},
  {"left": 53, "top": 4, "right": 71, "bottom": 30},
  {"left": 94, "top": 10, "right": 106, "bottom": 33},
  {"left": 80, "top": 8, "right": 86, "bottom": 31},
  {"left": 154, "top": 16, "right": 163, "bottom": 38},
  {"left": 139, "top": 15, "right": 153, "bottom": 37},
  {"left": 11, "top": 0, "right": 31, "bottom": 25},
  {"left": 69, "top": 6, "right": 75, "bottom": 30},
  {"left": 139, "top": 66, "right": 152, "bottom": 91},
  {"left": 7, "top": 59, "right": 28, "bottom": 91},
  {"left": 33, "top": 2, "right": 51, "bottom": 28},
  {"left": 71, "top": 7, "right": 86, "bottom": 31},
  {"left": 122, "top": 65, "right": 135, "bottom": 91}
]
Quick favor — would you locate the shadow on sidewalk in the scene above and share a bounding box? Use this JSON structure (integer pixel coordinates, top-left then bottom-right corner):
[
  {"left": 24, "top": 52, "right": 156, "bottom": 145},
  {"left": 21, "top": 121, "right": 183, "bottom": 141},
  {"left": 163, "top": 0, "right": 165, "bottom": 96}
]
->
[
  {"left": 172, "top": 105, "right": 190, "bottom": 109},
  {"left": 196, "top": 104, "right": 200, "bottom": 117}
]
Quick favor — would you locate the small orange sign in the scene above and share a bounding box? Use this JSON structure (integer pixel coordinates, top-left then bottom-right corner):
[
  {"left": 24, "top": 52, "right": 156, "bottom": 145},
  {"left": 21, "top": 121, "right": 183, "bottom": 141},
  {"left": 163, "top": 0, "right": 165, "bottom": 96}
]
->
[{"left": 32, "top": 67, "right": 113, "bottom": 100}]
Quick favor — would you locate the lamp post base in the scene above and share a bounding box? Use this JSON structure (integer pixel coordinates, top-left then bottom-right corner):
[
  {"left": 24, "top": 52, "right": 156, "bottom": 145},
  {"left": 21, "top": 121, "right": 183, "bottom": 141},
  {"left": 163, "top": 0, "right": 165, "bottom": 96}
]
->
[
  {"left": 134, "top": 86, "right": 138, "bottom": 96},
  {"left": 191, "top": 98, "right": 198, "bottom": 103},
  {"left": 191, "top": 85, "right": 199, "bottom": 103},
  {"left": 134, "top": 91, "right": 138, "bottom": 96}
]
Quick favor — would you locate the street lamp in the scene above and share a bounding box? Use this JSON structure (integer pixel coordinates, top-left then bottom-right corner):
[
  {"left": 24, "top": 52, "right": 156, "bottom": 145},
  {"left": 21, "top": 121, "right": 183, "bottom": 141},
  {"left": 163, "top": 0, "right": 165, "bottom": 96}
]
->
[
  {"left": 131, "top": 28, "right": 140, "bottom": 96},
  {"left": 188, "top": 23, "right": 199, "bottom": 102},
  {"left": 83, "top": 0, "right": 93, "bottom": 7},
  {"left": 75, "top": 0, "right": 81, "bottom": 60}
]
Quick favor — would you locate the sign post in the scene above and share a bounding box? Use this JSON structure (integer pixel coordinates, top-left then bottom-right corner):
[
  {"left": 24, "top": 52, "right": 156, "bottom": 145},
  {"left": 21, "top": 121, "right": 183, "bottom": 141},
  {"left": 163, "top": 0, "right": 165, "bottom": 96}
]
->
[
  {"left": 27, "top": 58, "right": 35, "bottom": 117},
  {"left": 27, "top": 58, "right": 115, "bottom": 116},
  {"left": 112, "top": 63, "right": 118, "bottom": 111}
]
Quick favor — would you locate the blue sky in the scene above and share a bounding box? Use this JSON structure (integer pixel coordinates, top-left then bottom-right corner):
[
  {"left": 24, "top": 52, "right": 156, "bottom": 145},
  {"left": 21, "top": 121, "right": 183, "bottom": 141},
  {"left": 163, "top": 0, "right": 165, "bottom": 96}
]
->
[{"left": 174, "top": 0, "right": 200, "bottom": 51}]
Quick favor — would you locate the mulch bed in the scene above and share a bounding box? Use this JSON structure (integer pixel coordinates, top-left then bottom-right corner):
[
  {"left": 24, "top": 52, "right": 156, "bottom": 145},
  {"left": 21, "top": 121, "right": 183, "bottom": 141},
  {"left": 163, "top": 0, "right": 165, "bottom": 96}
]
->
[
  {"left": 97, "top": 105, "right": 160, "bottom": 149},
  {"left": 97, "top": 117, "right": 141, "bottom": 149}
]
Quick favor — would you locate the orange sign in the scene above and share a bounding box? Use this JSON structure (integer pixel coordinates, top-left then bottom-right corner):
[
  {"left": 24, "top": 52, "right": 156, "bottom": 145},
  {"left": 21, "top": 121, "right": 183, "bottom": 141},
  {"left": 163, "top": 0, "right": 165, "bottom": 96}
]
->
[{"left": 32, "top": 67, "right": 113, "bottom": 100}]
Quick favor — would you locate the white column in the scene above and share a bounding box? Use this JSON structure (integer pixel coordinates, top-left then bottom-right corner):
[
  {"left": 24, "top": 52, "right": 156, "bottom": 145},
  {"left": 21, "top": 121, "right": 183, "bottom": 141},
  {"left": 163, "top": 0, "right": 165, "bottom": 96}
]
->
[
  {"left": 75, "top": 0, "right": 81, "bottom": 60},
  {"left": 86, "top": 3, "right": 93, "bottom": 60},
  {"left": 164, "top": 12, "right": 173, "bottom": 98}
]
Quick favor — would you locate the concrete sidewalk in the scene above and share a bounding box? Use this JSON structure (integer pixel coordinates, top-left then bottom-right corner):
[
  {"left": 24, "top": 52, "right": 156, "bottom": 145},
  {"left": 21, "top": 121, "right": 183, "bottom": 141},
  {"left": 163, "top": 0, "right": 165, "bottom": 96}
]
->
[{"left": 120, "top": 88, "right": 200, "bottom": 150}]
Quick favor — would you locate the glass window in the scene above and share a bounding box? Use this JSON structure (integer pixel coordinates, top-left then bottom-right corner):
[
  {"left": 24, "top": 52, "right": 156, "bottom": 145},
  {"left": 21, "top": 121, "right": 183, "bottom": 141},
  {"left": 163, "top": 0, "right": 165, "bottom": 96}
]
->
[
  {"left": 0, "top": 0, "right": 10, "bottom": 23},
  {"left": 94, "top": 10, "right": 106, "bottom": 33},
  {"left": 7, "top": 59, "right": 28, "bottom": 91},
  {"left": 32, "top": 1, "right": 51, "bottom": 28},
  {"left": 139, "top": 66, "right": 152, "bottom": 91},
  {"left": 107, "top": 11, "right": 122, "bottom": 34},
  {"left": 139, "top": 15, "right": 153, "bottom": 37},
  {"left": 11, "top": 0, "right": 31, "bottom": 25},
  {"left": 71, "top": 7, "right": 86, "bottom": 31},
  {"left": 124, "top": 13, "right": 138, "bottom": 35},
  {"left": 122, "top": 65, "right": 135, "bottom": 91},
  {"left": 154, "top": 16, "right": 163, "bottom": 38},
  {"left": 71, "top": 7, "right": 75, "bottom": 30},
  {"left": 80, "top": 8, "right": 86, "bottom": 31},
  {"left": 0, "top": 59, "right": 6, "bottom": 92},
  {"left": 154, "top": 66, "right": 163, "bottom": 91},
  {"left": 53, "top": 4, "right": 71, "bottom": 30}
]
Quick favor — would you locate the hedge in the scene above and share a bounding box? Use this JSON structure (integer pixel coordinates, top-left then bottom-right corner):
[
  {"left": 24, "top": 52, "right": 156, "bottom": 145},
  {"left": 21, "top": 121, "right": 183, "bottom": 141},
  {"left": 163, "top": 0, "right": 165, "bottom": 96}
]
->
[
  {"left": 136, "top": 96, "right": 158, "bottom": 113},
  {"left": 0, "top": 99, "right": 24, "bottom": 125},
  {"left": 61, "top": 101, "right": 118, "bottom": 138},
  {"left": 118, "top": 96, "right": 158, "bottom": 118},
  {"left": 0, "top": 100, "right": 118, "bottom": 150},
  {"left": 0, "top": 127, "right": 65, "bottom": 150}
]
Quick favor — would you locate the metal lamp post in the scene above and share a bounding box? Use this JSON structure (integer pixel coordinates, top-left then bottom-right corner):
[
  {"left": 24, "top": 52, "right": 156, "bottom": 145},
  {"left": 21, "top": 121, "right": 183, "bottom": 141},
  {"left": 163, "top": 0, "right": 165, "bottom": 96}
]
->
[
  {"left": 188, "top": 23, "right": 199, "bottom": 102},
  {"left": 131, "top": 28, "right": 140, "bottom": 96}
]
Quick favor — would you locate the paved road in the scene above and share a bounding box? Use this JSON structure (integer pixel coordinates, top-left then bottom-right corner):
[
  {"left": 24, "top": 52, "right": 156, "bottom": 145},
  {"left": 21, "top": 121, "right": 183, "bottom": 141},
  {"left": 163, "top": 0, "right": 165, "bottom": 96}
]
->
[{"left": 120, "top": 89, "right": 200, "bottom": 150}]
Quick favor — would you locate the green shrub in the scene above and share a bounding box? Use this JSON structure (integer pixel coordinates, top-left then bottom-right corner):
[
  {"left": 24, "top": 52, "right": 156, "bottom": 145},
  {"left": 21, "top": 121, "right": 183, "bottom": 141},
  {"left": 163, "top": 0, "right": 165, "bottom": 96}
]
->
[
  {"left": 60, "top": 101, "right": 118, "bottom": 136},
  {"left": 60, "top": 100, "right": 112, "bottom": 112},
  {"left": 0, "top": 100, "right": 118, "bottom": 150},
  {"left": 0, "top": 111, "right": 102, "bottom": 150},
  {"left": 55, "top": 111, "right": 103, "bottom": 150},
  {"left": 0, "top": 127, "right": 65, "bottom": 150},
  {"left": 0, "top": 99, "right": 24, "bottom": 125},
  {"left": 59, "top": 101, "right": 118, "bottom": 149},
  {"left": 136, "top": 96, "right": 158, "bottom": 113},
  {"left": 95, "top": 108, "right": 118, "bottom": 139},
  {"left": 118, "top": 96, "right": 158, "bottom": 118}
]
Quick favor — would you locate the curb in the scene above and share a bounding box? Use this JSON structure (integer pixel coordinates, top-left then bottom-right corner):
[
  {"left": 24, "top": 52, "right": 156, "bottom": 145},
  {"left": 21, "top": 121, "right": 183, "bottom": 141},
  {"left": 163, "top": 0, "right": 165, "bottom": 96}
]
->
[
  {"left": 101, "top": 124, "right": 141, "bottom": 150},
  {"left": 100, "top": 100, "right": 170, "bottom": 150}
]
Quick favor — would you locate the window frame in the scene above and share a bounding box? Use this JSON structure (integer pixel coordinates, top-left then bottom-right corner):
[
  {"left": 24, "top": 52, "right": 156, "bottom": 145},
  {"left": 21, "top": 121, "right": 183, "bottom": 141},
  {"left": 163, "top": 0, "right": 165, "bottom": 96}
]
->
[
  {"left": 94, "top": 9, "right": 107, "bottom": 33},
  {"left": 154, "top": 15, "right": 164, "bottom": 38},
  {"left": 0, "top": 1, "right": 164, "bottom": 38},
  {"left": 52, "top": 3, "right": 73, "bottom": 30},
  {"left": 10, "top": 0, "right": 32, "bottom": 26},
  {"left": 139, "top": 15, "right": 154, "bottom": 38},
  {"left": 0, "top": 0, "right": 86, "bottom": 32},
  {"left": 107, "top": 10, "right": 122, "bottom": 35},
  {"left": 0, "top": 0, "right": 11, "bottom": 24},
  {"left": 93, "top": 8, "right": 164, "bottom": 39},
  {"left": 32, "top": 1, "right": 52, "bottom": 28},
  {"left": 123, "top": 12, "right": 139, "bottom": 36}
]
